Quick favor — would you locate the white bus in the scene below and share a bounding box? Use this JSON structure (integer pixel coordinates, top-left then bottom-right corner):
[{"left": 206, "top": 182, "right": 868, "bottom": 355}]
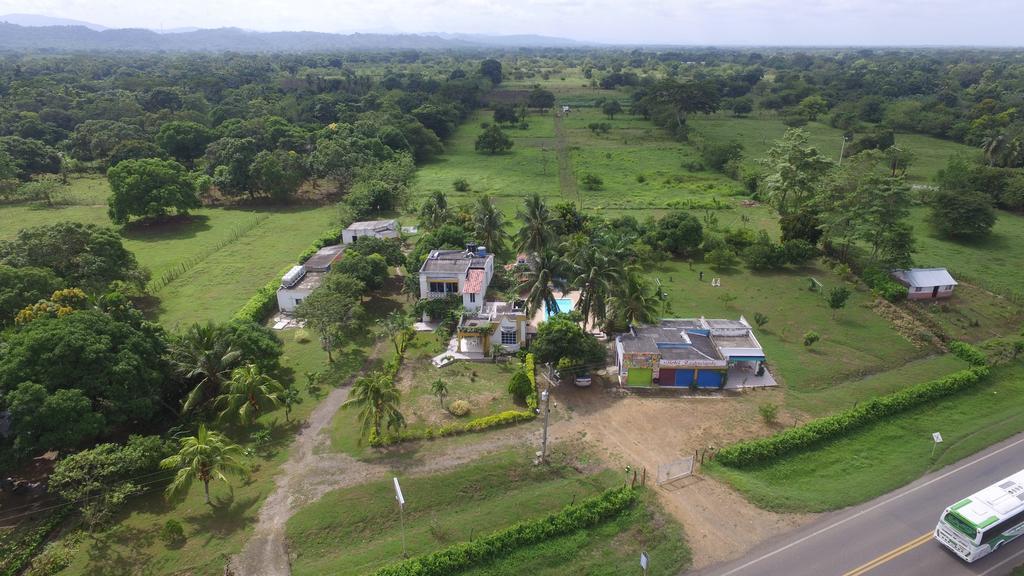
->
[{"left": 935, "top": 469, "right": 1024, "bottom": 562}]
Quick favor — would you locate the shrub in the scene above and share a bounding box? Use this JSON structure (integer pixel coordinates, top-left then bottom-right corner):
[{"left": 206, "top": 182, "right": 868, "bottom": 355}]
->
[
  {"left": 524, "top": 353, "right": 539, "bottom": 411},
  {"left": 861, "top": 268, "right": 906, "bottom": 302},
  {"left": 449, "top": 400, "right": 471, "bottom": 416},
  {"left": 232, "top": 277, "right": 280, "bottom": 323},
  {"left": 453, "top": 178, "right": 470, "bottom": 192},
  {"left": 716, "top": 367, "right": 989, "bottom": 468},
  {"left": 949, "top": 340, "right": 988, "bottom": 367},
  {"left": 803, "top": 331, "right": 820, "bottom": 347},
  {"left": 160, "top": 519, "right": 186, "bottom": 548},
  {"left": 753, "top": 312, "right": 768, "bottom": 329},
  {"left": 293, "top": 329, "right": 311, "bottom": 343},
  {"left": 372, "top": 487, "right": 637, "bottom": 576},
  {"left": 580, "top": 173, "right": 604, "bottom": 191},
  {"left": 369, "top": 410, "right": 535, "bottom": 446},
  {"left": 507, "top": 370, "right": 533, "bottom": 403},
  {"left": 759, "top": 403, "right": 779, "bottom": 425},
  {"left": 782, "top": 239, "right": 817, "bottom": 265}
]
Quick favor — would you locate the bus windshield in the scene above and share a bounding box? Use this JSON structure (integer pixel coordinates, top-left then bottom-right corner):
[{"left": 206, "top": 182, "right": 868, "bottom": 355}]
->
[{"left": 944, "top": 512, "right": 978, "bottom": 540}]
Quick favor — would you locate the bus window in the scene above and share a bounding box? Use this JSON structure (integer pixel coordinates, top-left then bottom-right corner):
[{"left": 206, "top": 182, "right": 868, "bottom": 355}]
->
[{"left": 945, "top": 512, "right": 978, "bottom": 540}]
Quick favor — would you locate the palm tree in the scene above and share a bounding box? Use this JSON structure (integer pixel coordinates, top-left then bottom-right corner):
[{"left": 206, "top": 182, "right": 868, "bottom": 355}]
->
[
  {"left": 518, "top": 250, "right": 566, "bottom": 317},
  {"left": 516, "top": 193, "right": 555, "bottom": 254},
  {"left": 341, "top": 371, "right": 405, "bottom": 442},
  {"left": 419, "top": 190, "right": 450, "bottom": 230},
  {"left": 171, "top": 322, "right": 242, "bottom": 415},
  {"left": 377, "top": 311, "right": 413, "bottom": 357},
  {"left": 430, "top": 378, "right": 448, "bottom": 409},
  {"left": 214, "top": 364, "right": 285, "bottom": 426},
  {"left": 564, "top": 235, "right": 622, "bottom": 329},
  {"left": 473, "top": 195, "right": 509, "bottom": 255},
  {"left": 980, "top": 132, "right": 1007, "bottom": 167},
  {"left": 608, "top": 269, "right": 660, "bottom": 328},
  {"left": 160, "top": 424, "right": 247, "bottom": 505}
]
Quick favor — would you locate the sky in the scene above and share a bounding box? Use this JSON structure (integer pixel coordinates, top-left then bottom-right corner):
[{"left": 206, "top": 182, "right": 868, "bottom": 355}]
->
[{"left": 1, "top": 0, "right": 1022, "bottom": 46}]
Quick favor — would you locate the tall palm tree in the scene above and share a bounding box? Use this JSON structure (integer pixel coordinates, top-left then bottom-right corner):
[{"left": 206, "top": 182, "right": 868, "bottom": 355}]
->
[
  {"left": 214, "top": 364, "right": 285, "bottom": 426},
  {"left": 980, "top": 132, "right": 1007, "bottom": 167},
  {"left": 160, "top": 424, "right": 247, "bottom": 505},
  {"left": 171, "top": 322, "right": 242, "bottom": 415},
  {"left": 473, "top": 195, "right": 509, "bottom": 256},
  {"left": 341, "top": 370, "right": 405, "bottom": 442},
  {"left": 518, "top": 250, "right": 567, "bottom": 317},
  {"left": 516, "top": 193, "right": 555, "bottom": 254},
  {"left": 563, "top": 234, "right": 622, "bottom": 328},
  {"left": 377, "top": 311, "right": 413, "bottom": 357},
  {"left": 608, "top": 269, "right": 660, "bottom": 328}
]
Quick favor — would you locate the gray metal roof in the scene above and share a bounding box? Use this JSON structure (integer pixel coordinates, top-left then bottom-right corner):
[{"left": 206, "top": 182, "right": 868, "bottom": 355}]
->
[
  {"left": 304, "top": 244, "right": 344, "bottom": 272},
  {"left": 892, "top": 268, "right": 957, "bottom": 288},
  {"left": 345, "top": 219, "right": 397, "bottom": 232}
]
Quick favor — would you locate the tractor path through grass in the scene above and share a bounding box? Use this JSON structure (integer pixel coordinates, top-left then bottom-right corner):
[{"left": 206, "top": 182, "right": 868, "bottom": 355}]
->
[
  {"left": 553, "top": 112, "right": 578, "bottom": 202},
  {"left": 229, "top": 342, "right": 546, "bottom": 576}
]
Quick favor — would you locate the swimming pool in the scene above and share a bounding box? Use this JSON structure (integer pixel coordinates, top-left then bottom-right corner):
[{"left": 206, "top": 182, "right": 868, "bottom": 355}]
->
[{"left": 544, "top": 298, "right": 574, "bottom": 321}]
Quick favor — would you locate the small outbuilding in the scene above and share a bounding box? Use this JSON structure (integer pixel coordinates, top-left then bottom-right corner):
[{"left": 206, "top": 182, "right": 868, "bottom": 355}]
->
[
  {"left": 342, "top": 219, "right": 399, "bottom": 244},
  {"left": 891, "top": 268, "right": 958, "bottom": 300}
]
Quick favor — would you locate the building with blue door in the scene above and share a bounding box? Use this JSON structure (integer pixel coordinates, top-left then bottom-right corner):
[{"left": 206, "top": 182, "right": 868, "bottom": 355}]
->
[{"left": 614, "top": 318, "right": 766, "bottom": 389}]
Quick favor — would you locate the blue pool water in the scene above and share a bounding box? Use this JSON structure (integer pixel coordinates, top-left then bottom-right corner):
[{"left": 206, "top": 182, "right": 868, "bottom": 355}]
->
[{"left": 544, "top": 298, "right": 574, "bottom": 321}]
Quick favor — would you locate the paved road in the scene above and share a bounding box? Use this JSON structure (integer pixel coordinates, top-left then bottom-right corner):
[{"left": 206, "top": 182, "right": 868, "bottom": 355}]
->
[{"left": 693, "top": 432, "right": 1024, "bottom": 576}]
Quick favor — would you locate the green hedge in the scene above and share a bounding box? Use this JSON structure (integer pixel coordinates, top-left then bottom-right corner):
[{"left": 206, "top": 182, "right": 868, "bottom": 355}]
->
[
  {"left": 297, "top": 227, "right": 343, "bottom": 263},
  {"left": 525, "top": 353, "right": 539, "bottom": 411},
  {"left": 948, "top": 340, "right": 988, "bottom": 367},
  {"left": 369, "top": 410, "right": 535, "bottom": 447},
  {"left": 716, "top": 367, "right": 990, "bottom": 469},
  {"left": 371, "top": 487, "right": 637, "bottom": 576}
]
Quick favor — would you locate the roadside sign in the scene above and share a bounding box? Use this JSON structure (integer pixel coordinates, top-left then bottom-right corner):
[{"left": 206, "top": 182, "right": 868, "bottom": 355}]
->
[
  {"left": 933, "top": 432, "right": 943, "bottom": 443},
  {"left": 393, "top": 477, "right": 405, "bottom": 508}
]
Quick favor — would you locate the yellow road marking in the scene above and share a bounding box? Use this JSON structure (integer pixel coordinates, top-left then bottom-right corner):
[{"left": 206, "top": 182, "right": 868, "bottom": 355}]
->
[{"left": 842, "top": 532, "right": 934, "bottom": 576}]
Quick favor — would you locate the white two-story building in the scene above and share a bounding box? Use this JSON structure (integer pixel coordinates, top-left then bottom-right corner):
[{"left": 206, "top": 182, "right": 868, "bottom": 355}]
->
[{"left": 418, "top": 244, "right": 494, "bottom": 320}]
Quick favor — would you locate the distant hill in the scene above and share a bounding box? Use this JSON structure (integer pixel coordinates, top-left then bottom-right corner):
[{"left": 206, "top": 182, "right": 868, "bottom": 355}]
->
[
  {"left": 0, "top": 20, "right": 592, "bottom": 52},
  {"left": 0, "top": 13, "right": 107, "bottom": 30}
]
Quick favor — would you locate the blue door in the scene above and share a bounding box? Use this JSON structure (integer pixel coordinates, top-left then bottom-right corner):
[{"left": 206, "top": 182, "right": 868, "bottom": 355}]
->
[
  {"left": 675, "top": 369, "right": 694, "bottom": 387},
  {"left": 696, "top": 370, "right": 723, "bottom": 388}
]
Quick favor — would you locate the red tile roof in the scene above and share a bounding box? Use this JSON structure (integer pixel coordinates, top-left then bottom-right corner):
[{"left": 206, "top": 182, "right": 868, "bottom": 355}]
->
[{"left": 463, "top": 269, "right": 485, "bottom": 294}]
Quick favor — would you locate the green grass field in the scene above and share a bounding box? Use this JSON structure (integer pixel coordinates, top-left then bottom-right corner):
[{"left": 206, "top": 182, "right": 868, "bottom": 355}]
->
[
  {"left": 706, "top": 361, "right": 1024, "bottom": 512},
  {"left": 285, "top": 449, "right": 690, "bottom": 576},
  {"left": 410, "top": 109, "right": 561, "bottom": 217},
  {"left": 689, "top": 112, "right": 978, "bottom": 183},
  {"left": 651, "top": 257, "right": 925, "bottom": 392},
  {"left": 0, "top": 176, "right": 345, "bottom": 327}
]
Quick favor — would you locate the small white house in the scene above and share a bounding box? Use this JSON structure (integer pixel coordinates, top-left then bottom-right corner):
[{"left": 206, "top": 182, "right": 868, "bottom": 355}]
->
[
  {"left": 418, "top": 244, "right": 494, "bottom": 319},
  {"left": 276, "top": 266, "right": 324, "bottom": 313},
  {"left": 891, "top": 268, "right": 958, "bottom": 300},
  {"left": 342, "top": 219, "right": 399, "bottom": 245}
]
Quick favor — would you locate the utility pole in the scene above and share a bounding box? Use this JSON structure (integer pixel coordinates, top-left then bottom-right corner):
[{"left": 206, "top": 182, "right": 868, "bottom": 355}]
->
[
  {"left": 393, "top": 477, "right": 407, "bottom": 558},
  {"left": 838, "top": 135, "right": 850, "bottom": 166},
  {"left": 540, "top": 388, "right": 551, "bottom": 463}
]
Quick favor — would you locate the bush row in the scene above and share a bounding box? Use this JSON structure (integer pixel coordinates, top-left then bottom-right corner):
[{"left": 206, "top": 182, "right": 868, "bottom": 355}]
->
[
  {"left": 716, "top": 367, "right": 990, "bottom": 469},
  {"left": 524, "top": 353, "right": 539, "bottom": 411},
  {"left": 232, "top": 227, "right": 344, "bottom": 323},
  {"left": 369, "top": 410, "right": 535, "bottom": 447},
  {"left": 948, "top": 340, "right": 988, "bottom": 367},
  {"left": 371, "top": 486, "right": 638, "bottom": 576}
]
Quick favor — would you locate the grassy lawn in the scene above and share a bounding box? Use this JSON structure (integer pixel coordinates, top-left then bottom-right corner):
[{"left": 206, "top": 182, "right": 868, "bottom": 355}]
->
[
  {"left": 59, "top": 328, "right": 368, "bottom": 575},
  {"left": 651, "top": 257, "right": 925, "bottom": 393},
  {"left": 285, "top": 448, "right": 690, "bottom": 576},
  {"left": 786, "top": 354, "right": 968, "bottom": 417},
  {"left": 706, "top": 361, "right": 1024, "bottom": 512},
  {"left": 410, "top": 109, "right": 560, "bottom": 217},
  {"left": 689, "top": 113, "right": 977, "bottom": 183},
  {"left": 564, "top": 108, "right": 744, "bottom": 211}
]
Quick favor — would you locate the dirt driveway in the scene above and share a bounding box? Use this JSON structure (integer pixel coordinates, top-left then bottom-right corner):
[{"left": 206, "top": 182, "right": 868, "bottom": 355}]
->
[{"left": 548, "top": 379, "right": 815, "bottom": 570}]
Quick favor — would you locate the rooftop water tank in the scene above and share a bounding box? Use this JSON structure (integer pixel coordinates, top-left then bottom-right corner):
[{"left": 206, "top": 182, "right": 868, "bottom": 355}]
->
[{"left": 281, "top": 265, "right": 306, "bottom": 288}]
